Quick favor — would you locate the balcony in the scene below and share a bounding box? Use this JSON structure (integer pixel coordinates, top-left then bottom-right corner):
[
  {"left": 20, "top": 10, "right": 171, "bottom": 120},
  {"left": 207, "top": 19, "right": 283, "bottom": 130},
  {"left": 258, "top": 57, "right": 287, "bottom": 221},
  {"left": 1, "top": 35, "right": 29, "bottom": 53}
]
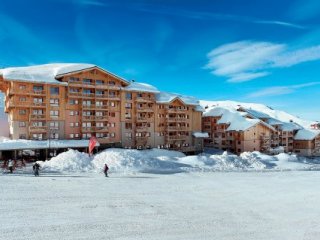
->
[
  {"left": 29, "top": 126, "right": 47, "bottom": 133},
  {"left": 136, "top": 107, "right": 154, "bottom": 113},
  {"left": 167, "top": 126, "right": 188, "bottom": 131},
  {"left": 167, "top": 117, "right": 188, "bottom": 122},
  {"left": 135, "top": 97, "right": 155, "bottom": 102},
  {"left": 31, "top": 90, "right": 46, "bottom": 96},
  {"left": 166, "top": 135, "right": 188, "bottom": 141},
  {"left": 31, "top": 102, "right": 46, "bottom": 108},
  {"left": 136, "top": 117, "right": 153, "bottom": 122},
  {"left": 30, "top": 114, "right": 46, "bottom": 120},
  {"left": 167, "top": 108, "right": 187, "bottom": 113}
]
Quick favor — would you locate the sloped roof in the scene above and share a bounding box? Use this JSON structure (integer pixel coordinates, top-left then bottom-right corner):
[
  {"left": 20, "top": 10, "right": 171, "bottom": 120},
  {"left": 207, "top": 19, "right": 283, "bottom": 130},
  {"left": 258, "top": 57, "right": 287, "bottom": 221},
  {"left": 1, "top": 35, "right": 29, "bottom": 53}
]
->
[
  {"left": 155, "top": 92, "right": 199, "bottom": 106},
  {"left": 204, "top": 107, "right": 274, "bottom": 131},
  {"left": 294, "top": 129, "right": 320, "bottom": 141},
  {"left": 241, "top": 108, "right": 271, "bottom": 119},
  {"left": 123, "top": 81, "right": 160, "bottom": 93},
  {"left": 0, "top": 63, "right": 128, "bottom": 85}
]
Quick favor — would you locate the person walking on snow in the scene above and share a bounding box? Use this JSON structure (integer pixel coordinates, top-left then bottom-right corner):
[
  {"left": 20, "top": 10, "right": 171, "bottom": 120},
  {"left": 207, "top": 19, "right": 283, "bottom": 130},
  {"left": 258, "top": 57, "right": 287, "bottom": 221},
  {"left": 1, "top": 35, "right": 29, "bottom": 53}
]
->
[
  {"left": 8, "top": 159, "right": 14, "bottom": 173},
  {"left": 33, "top": 162, "right": 41, "bottom": 176},
  {"left": 103, "top": 163, "right": 109, "bottom": 177}
]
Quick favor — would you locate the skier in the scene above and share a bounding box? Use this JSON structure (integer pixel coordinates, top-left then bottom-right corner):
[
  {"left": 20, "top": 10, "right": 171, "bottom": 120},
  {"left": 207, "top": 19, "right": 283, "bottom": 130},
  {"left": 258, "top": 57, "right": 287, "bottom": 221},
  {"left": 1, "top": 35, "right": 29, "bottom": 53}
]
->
[
  {"left": 33, "top": 162, "right": 41, "bottom": 176},
  {"left": 8, "top": 159, "right": 14, "bottom": 173},
  {"left": 103, "top": 163, "right": 109, "bottom": 177}
]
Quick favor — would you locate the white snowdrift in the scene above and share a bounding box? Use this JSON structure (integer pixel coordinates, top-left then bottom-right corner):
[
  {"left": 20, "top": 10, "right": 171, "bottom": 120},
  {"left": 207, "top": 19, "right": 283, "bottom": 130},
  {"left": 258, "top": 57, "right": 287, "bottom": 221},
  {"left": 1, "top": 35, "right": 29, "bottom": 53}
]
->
[{"left": 40, "top": 148, "right": 317, "bottom": 174}]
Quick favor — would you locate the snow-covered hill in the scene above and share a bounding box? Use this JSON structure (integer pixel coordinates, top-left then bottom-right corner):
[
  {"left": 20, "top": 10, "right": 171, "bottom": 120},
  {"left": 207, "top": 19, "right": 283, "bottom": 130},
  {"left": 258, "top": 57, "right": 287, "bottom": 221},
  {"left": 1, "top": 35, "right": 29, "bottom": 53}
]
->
[{"left": 200, "top": 100, "right": 316, "bottom": 129}]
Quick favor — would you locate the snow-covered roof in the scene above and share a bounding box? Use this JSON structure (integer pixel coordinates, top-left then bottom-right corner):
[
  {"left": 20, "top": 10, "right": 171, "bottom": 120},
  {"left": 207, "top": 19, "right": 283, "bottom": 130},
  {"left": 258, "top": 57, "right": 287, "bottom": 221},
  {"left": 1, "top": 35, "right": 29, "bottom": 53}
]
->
[
  {"left": 294, "top": 129, "right": 320, "bottom": 141},
  {"left": 280, "top": 122, "right": 302, "bottom": 132},
  {"left": 240, "top": 108, "right": 271, "bottom": 119},
  {"left": 192, "top": 132, "right": 209, "bottom": 138},
  {"left": 123, "top": 81, "right": 160, "bottom": 93},
  {"left": 0, "top": 63, "right": 129, "bottom": 85},
  {"left": 194, "top": 105, "right": 205, "bottom": 112},
  {"left": 267, "top": 118, "right": 284, "bottom": 126},
  {"left": 156, "top": 92, "right": 199, "bottom": 106},
  {"left": 0, "top": 139, "right": 100, "bottom": 151},
  {"left": 204, "top": 107, "right": 275, "bottom": 131}
]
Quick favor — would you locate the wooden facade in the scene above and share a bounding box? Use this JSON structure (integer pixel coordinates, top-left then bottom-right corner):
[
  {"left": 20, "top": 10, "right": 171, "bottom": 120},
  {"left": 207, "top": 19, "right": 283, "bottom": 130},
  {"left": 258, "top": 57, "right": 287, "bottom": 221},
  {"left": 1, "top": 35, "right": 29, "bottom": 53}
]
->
[{"left": 0, "top": 65, "right": 204, "bottom": 154}]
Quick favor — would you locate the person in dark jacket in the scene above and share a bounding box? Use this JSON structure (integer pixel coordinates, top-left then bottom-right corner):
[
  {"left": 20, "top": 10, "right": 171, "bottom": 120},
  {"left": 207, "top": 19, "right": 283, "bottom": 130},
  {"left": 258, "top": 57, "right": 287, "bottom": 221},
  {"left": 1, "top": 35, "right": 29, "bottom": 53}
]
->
[
  {"left": 33, "top": 162, "right": 41, "bottom": 176},
  {"left": 103, "top": 164, "right": 109, "bottom": 177}
]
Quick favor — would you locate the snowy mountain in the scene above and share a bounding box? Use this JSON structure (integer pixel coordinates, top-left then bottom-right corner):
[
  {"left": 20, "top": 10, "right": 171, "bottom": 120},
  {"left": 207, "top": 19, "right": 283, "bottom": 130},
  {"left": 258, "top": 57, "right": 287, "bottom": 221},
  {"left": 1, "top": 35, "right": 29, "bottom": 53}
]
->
[{"left": 200, "top": 100, "right": 316, "bottom": 129}]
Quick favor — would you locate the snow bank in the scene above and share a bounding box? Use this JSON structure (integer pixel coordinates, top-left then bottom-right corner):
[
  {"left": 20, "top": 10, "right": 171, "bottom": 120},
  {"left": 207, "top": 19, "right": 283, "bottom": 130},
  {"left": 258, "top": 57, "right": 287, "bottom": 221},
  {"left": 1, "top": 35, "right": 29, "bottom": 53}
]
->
[
  {"left": 40, "top": 149, "right": 93, "bottom": 172},
  {"left": 40, "top": 148, "right": 317, "bottom": 174}
]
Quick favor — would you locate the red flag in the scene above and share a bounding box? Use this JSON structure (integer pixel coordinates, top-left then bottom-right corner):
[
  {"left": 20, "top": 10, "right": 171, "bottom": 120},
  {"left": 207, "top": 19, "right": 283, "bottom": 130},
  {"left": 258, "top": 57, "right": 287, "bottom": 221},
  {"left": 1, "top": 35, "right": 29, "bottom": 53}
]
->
[{"left": 89, "top": 136, "right": 98, "bottom": 154}]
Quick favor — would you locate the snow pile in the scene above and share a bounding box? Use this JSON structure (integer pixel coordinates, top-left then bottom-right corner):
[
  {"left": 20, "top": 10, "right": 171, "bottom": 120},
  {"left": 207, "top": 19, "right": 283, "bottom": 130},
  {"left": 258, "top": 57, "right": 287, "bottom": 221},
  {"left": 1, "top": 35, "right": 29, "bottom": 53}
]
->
[
  {"left": 39, "top": 148, "right": 317, "bottom": 174},
  {"left": 40, "top": 149, "right": 93, "bottom": 172}
]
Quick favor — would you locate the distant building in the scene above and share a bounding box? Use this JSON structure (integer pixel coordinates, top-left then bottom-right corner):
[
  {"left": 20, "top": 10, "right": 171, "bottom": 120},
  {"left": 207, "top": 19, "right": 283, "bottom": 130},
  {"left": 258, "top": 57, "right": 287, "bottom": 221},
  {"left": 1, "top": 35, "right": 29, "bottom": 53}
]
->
[{"left": 202, "top": 105, "right": 320, "bottom": 157}]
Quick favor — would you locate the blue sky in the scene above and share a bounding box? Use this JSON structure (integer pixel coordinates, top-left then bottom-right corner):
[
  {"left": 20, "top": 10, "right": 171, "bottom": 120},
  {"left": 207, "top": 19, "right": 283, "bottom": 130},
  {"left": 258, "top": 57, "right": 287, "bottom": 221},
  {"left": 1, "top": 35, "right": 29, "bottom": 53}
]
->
[{"left": 1, "top": 0, "right": 320, "bottom": 120}]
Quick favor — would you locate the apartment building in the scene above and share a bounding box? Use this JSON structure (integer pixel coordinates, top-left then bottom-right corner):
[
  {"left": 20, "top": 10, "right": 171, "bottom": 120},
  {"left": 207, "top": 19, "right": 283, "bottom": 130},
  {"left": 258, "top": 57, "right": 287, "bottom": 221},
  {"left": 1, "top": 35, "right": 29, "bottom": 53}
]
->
[
  {"left": 0, "top": 63, "right": 205, "bottom": 155},
  {"left": 202, "top": 107, "right": 275, "bottom": 154},
  {"left": 203, "top": 105, "right": 320, "bottom": 156}
]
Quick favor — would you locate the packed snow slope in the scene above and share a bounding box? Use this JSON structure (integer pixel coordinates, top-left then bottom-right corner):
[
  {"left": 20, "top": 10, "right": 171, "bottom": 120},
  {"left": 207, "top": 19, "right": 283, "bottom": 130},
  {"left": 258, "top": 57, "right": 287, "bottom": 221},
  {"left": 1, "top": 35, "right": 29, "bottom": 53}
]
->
[
  {"left": 200, "top": 100, "right": 315, "bottom": 129},
  {"left": 1, "top": 172, "right": 320, "bottom": 240},
  {"left": 39, "top": 148, "right": 319, "bottom": 174}
]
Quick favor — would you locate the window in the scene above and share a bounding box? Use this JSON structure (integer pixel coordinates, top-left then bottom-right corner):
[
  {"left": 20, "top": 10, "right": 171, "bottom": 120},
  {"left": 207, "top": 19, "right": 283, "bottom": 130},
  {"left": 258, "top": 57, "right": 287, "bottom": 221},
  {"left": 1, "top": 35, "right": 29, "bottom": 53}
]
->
[
  {"left": 19, "top": 97, "right": 26, "bottom": 102},
  {"left": 126, "top": 93, "right": 132, "bottom": 100},
  {"left": 50, "top": 99, "right": 59, "bottom": 106},
  {"left": 32, "top": 109, "right": 43, "bottom": 115},
  {"left": 125, "top": 132, "right": 132, "bottom": 137},
  {"left": 83, "top": 89, "right": 92, "bottom": 95},
  {"left": 109, "top": 123, "right": 115, "bottom": 127},
  {"left": 69, "top": 77, "right": 80, "bottom": 82},
  {"left": 50, "top": 133, "right": 59, "bottom": 139},
  {"left": 19, "top": 110, "right": 26, "bottom": 115},
  {"left": 96, "top": 122, "right": 104, "bottom": 128},
  {"left": 69, "top": 99, "right": 78, "bottom": 105},
  {"left": 96, "top": 111, "right": 103, "bottom": 117},
  {"left": 125, "top": 123, "right": 132, "bottom": 129},
  {"left": 49, "top": 122, "right": 59, "bottom": 129},
  {"left": 19, "top": 121, "right": 26, "bottom": 127},
  {"left": 125, "top": 112, "right": 131, "bottom": 119},
  {"left": 19, "top": 85, "right": 26, "bottom": 90},
  {"left": 125, "top": 103, "right": 132, "bottom": 109},
  {"left": 109, "top": 81, "right": 116, "bottom": 86},
  {"left": 50, "top": 110, "right": 59, "bottom": 117},
  {"left": 110, "top": 133, "right": 115, "bottom": 138},
  {"left": 83, "top": 79, "right": 92, "bottom": 85},
  {"left": 70, "top": 111, "right": 79, "bottom": 116},
  {"left": 82, "top": 133, "right": 92, "bottom": 139},
  {"left": 33, "top": 98, "right": 43, "bottom": 104},
  {"left": 82, "top": 122, "right": 91, "bottom": 127},
  {"left": 75, "top": 133, "right": 79, "bottom": 138},
  {"left": 50, "top": 87, "right": 59, "bottom": 95},
  {"left": 96, "top": 90, "right": 103, "bottom": 95},
  {"left": 33, "top": 85, "right": 43, "bottom": 92},
  {"left": 137, "top": 93, "right": 143, "bottom": 98},
  {"left": 110, "top": 101, "right": 115, "bottom": 107},
  {"left": 96, "top": 101, "right": 103, "bottom": 106},
  {"left": 83, "top": 100, "right": 92, "bottom": 106},
  {"left": 32, "top": 134, "right": 43, "bottom": 140},
  {"left": 96, "top": 80, "right": 103, "bottom": 85},
  {"left": 83, "top": 111, "right": 91, "bottom": 116},
  {"left": 70, "top": 133, "right": 74, "bottom": 139},
  {"left": 109, "top": 112, "right": 115, "bottom": 117}
]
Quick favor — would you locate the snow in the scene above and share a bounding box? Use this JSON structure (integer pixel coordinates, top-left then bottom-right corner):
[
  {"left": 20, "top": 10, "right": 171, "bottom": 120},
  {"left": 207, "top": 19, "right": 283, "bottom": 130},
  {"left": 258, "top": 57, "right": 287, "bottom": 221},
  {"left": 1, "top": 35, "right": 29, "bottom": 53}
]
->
[
  {"left": 0, "top": 139, "right": 99, "bottom": 151},
  {"left": 123, "top": 81, "right": 160, "bottom": 93},
  {"left": 200, "top": 100, "right": 315, "bottom": 129},
  {"left": 0, "top": 63, "right": 95, "bottom": 85},
  {"left": 39, "top": 148, "right": 317, "bottom": 174},
  {"left": 203, "top": 106, "right": 272, "bottom": 131},
  {"left": 294, "top": 129, "right": 320, "bottom": 140},
  {"left": 156, "top": 92, "right": 199, "bottom": 106},
  {"left": 192, "top": 132, "right": 209, "bottom": 138},
  {"left": 1, "top": 171, "right": 320, "bottom": 240}
]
